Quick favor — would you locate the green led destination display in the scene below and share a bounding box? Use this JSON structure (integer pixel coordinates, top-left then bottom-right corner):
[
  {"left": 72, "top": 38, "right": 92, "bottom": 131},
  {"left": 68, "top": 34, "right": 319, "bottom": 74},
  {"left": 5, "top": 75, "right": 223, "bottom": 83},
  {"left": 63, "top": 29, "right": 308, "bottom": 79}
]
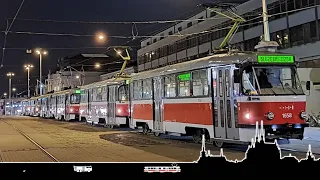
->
[
  {"left": 178, "top": 73, "right": 191, "bottom": 81},
  {"left": 75, "top": 90, "right": 81, "bottom": 94},
  {"left": 257, "top": 55, "right": 294, "bottom": 63}
]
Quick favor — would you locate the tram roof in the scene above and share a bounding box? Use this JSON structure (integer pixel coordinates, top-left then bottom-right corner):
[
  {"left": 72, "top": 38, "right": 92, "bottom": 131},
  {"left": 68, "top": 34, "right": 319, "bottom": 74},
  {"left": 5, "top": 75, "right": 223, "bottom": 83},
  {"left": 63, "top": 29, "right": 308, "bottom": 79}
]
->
[
  {"left": 50, "top": 88, "right": 80, "bottom": 96},
  {"left": 130, "top": 51, "right": 295, "bottom": 80},
  {"left": 80, "top": 77, "right": 130, "bottom": 89}
]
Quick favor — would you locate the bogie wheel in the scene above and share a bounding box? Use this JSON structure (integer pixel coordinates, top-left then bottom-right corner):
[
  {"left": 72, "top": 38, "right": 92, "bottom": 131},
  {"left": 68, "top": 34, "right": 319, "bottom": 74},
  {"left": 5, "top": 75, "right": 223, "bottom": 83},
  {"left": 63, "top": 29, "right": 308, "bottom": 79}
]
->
[
  {"left": 109, "top": 125, "right": 115, "bottom": 129},
  {"left": 213, "top": 141, "right": 224, "bottom": 148},
  {"left": 142, "top": 124, "right": 149, "bottom": 135},
  {"left": 192, "top": 130, "right": 203, "bottom": 144},
  {"left": 154, "top": 132, "right": 161, "bottom": 137}
]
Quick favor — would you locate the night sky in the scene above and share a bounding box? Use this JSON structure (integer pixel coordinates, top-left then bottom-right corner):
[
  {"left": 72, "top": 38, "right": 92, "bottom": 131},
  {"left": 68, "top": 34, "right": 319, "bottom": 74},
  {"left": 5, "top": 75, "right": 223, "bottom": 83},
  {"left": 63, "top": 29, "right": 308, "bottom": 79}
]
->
[{"left": 0, "top": 0, "right": 245, "bottom": 96}]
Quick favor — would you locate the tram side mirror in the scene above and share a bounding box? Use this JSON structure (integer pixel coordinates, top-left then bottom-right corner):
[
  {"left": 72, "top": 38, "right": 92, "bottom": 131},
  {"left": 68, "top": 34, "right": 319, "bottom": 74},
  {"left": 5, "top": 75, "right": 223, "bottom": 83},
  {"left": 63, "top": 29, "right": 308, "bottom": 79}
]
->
[
  {"left": 306, "top": 81, "right": 311, "bottom": 91},
  {"left": 234, "top": 69, "right": 240, "bottom": 83}
]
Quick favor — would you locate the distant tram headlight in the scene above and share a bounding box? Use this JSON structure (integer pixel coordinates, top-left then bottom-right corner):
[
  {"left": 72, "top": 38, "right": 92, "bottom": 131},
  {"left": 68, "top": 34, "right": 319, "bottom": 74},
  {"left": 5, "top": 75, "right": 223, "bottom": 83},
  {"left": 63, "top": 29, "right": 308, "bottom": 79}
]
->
[
  {"left": 267, "top": 112, "right": 274, "bottom": 120},
  {"left": 300, "top": 111, "right": 308, "bottom": 120}
]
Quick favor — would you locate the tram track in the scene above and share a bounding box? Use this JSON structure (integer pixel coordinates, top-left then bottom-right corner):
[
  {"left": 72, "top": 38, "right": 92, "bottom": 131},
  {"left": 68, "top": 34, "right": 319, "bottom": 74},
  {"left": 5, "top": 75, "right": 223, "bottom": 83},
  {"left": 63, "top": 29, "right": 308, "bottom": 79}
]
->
[{"left": 0, "top": 119, "right": 59, "bottom": 162}]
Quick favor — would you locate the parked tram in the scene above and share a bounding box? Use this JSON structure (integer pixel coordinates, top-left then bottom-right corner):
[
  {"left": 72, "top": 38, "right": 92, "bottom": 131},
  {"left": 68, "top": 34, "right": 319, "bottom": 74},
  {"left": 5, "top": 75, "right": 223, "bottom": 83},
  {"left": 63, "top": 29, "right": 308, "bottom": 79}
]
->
[
  {"left": 129, "top": 52, "right": 308, "bottom": 147},
  {"left": 21, "top": 88, "right": 81, "bottom": 121},
  {"left": 79, "top": 77, "right": 130, "bottom": 128},
  {"left": 51, "top": 88, "right": 81, "bottom": 121},
  {"left": 21, "top": 99, "right": 31, "bottom": 116},
  {"left": 28, "top": 96, "right": 40, "bottom": 117}
]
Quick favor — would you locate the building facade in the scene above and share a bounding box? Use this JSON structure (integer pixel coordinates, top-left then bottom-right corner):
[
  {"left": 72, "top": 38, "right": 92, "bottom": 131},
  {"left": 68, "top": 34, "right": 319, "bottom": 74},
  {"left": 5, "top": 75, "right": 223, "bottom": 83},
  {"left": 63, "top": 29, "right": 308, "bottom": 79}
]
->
[
  {"left": 46, "top": 71, "right": 103, "bottom": 93},
  {"left": 137, "top": 0, "right": 320, "bottom": 114}
]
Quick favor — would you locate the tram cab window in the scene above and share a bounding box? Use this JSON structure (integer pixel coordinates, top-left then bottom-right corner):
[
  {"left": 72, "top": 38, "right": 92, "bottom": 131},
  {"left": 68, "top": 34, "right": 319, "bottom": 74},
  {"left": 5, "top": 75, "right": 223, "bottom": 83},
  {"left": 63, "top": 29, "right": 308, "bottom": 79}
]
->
[
  {"left": 178, "top": 72, "right": 191, "bottom": 97},
  {"left": 142, "top": 79, "right": 152, "bottom": 99},
  {"left": 164, "top": 75, "right": 176, "bottom": 98},
  {"left": 118, "top": 85, "right": 129, "bottom": 101},
  {"left": 242, "top": 66, "right": 304, "bottom": 95},
  {"left": 70, "top": 93, "right": 80, "bottom": 104},
  {"left": 192, "top": 69, "right": 209, "bottom": 96}
]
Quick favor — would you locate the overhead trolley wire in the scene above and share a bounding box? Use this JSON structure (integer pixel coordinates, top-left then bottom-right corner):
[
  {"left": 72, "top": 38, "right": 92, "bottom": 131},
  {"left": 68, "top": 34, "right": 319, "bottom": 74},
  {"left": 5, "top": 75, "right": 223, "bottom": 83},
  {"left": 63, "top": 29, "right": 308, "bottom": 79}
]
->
[{"left": 1, "top": 0, "right": 25, "bottom": 69}]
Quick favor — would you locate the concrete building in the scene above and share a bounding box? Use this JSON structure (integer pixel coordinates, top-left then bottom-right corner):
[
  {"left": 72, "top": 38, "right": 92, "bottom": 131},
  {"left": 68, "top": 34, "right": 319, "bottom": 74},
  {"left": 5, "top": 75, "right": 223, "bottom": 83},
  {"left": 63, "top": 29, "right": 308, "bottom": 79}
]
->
[
  {"left": 136, "top": 0, "right": 320, "bottom": 115},
  {"left": 46, "top": 70, "right": 103, "bottom": 93}
]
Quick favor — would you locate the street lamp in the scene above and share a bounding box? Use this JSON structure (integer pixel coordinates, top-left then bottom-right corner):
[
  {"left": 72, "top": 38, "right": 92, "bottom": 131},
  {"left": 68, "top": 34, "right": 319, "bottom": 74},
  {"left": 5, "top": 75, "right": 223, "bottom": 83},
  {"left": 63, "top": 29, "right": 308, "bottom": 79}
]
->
[
  {"left": 35, "top": 49, "right": 47, "bottom": 95},
  {"left": 6, "top": 72, "right": 14, "bottom": 114},
  {"left": 95, "top": 63, "right": 101, "bottom": 69},
  {"left": 12, "top": 88, "right": 16, "bottom": 98},
  {"left": 24, "top": 64, "right": 33, "bottom": 97},
  {"left": 96, "top": 33, "right": 106, "bottom": 44}
]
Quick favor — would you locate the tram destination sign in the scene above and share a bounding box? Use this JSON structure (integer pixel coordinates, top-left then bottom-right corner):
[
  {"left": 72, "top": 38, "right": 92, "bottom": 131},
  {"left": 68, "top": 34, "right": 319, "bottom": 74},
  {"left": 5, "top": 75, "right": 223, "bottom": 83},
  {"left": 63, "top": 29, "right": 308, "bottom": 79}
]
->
[
  {"left": 178, "top": 73, "right": 191, "bottom": 81},
  {"left": 257, "top": 55, "right": 294, "bottom": 63}
]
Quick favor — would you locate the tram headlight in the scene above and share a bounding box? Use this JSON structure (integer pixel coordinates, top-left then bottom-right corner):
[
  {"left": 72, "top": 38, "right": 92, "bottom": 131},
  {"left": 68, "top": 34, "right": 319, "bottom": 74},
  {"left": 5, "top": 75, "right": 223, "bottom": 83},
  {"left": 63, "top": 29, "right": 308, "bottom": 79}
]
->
[
  {"left": 117, "top": 109, "right": 122, "bottom": 113},
  {"left": 267, "top": 112, "right": 274, "bottom": 120},
  {"left": 245, "top": 113, "right": 250, "bottom": 120},
  {"left": 300, "top": 111, "right": 308, "bottom": 120}
]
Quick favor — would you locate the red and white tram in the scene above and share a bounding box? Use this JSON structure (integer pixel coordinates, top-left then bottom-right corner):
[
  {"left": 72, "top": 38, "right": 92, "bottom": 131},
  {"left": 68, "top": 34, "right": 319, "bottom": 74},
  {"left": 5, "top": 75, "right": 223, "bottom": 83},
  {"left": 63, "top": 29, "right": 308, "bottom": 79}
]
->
[
  {"left": 129, "top": 52, "right": 308, "bottom": 147},
  {"left": 79, "top": 77, "right": 130, "bottom": 128},
  {"left": 27, "top": 96, "right": 40, "bottom": 117},
  {"left": 21, "top": 99, "right": 31, "bottom": 116},
  {"left": 50, "top": 88, "right": 81, "bottom": 121},
  {"left": 38, "top": 94, "right": 51, "bottom": 118}
]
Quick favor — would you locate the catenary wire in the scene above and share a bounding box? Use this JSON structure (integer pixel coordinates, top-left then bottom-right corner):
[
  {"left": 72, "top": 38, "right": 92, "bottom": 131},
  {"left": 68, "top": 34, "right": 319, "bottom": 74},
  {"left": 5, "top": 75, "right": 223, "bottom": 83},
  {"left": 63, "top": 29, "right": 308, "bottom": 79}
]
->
[{"left": 1, "top": 0, "right": 25, "bottom": 69}]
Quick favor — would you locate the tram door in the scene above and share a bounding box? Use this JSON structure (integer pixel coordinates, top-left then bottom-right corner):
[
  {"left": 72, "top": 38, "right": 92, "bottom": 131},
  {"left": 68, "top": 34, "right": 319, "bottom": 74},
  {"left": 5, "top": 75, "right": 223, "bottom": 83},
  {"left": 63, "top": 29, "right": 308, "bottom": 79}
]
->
[
  {"left": 212, "top": 67, "right": 239, "bottom": 140},
  {"left": 65, "top": 94, "right": 70, "bottom": 119},
  {"left": 152, "top": 77, "right": 164, "bottom": 132},
  {"left": 107, "top": 86, "right": 116, "bottom": 125},
  {"left": 88, "top": 89, "right": 93, "bottom": 119}
]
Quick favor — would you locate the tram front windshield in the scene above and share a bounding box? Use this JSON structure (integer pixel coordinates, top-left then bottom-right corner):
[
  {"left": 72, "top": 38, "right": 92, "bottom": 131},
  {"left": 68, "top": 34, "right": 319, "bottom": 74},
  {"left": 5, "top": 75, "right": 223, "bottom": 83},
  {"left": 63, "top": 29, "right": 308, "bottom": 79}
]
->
[
  {"left": 70, "top": 93, "right": 81, "bottom": 104},
  {"left": 242, "top": 66, "right": 304, "bottom": 95}
]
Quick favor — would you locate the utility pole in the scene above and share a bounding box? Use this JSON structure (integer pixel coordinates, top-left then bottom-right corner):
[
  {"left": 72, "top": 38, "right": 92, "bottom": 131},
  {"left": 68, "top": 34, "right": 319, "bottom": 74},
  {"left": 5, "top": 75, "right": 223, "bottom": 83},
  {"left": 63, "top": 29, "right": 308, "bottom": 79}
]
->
[
  {"left": 255, "top": 0, "right": 279, "bottom": 52},
  {"left": 25, "top": 64, "right": 33, "bottom": 97},
  {"left": 262, "top": 0, "right": 270, "bottom": 41},
  {"left": 6, "top": 72, "right": 14, "bottom": 115}
]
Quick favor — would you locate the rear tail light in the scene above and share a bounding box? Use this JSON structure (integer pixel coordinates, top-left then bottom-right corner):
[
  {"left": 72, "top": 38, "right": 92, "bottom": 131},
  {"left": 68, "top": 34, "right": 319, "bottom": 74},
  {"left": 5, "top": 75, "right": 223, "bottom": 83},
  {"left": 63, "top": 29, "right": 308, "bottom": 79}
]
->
[{"left": 266, "top": 112, "right": 274, "bottom": 120}]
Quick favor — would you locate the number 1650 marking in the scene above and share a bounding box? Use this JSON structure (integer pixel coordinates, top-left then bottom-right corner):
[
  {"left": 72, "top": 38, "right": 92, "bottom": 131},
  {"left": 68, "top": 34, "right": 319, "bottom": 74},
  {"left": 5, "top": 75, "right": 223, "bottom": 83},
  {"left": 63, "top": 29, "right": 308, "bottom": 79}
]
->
[{"left": 282, "top": 113, "right": 292, "bottom": 119}]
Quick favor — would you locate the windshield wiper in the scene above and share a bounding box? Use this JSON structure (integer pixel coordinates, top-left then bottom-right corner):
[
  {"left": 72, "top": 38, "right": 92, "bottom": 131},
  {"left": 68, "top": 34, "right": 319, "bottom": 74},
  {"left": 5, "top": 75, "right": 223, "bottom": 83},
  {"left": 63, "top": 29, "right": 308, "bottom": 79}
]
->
[{"left": 279, "top": 78, "right": 297, "bottom": 95}]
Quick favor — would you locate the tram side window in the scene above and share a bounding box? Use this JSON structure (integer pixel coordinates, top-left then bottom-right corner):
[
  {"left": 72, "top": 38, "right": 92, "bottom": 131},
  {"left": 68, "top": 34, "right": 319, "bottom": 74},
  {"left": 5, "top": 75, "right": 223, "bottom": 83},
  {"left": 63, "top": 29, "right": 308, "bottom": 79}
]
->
[
  {"left": 96, "top": 87, "right": 102, "bottom": 102},
  {"left": 118, "top": 85, "right": 129, "bottom": 101},
  {"left": 81, "top": 90, "right": 88, "bottom": 103},
  {"left": 164, "top": 74, "right": 176, "bottom": 98},
  {"left": 92, "top": 88, "right": 97, "bottom": 102},
  {"left": 219, "top": 70, "right": 223, "bottom": 97},
  {"left": 178, "top": 72, "right": 191, "bottom": 97},
  {"left": 192, "top": 69, "right": 209, "bottom": 96},
  {"left": 133, "top": 80, "right": 142, "bottom": 100},
  {"left": 89, "top": 88, "right": 93, "bottom": 102},
  {"left": 212, "top": 70, "right": 217, "bottom": 97},
  {"left": 225, "top": 69, "right": 230, "bottom": 97},
  {"left": 102, "top": 86, "right": 108, "bottom": 101},
  {"left": 142, "top": 79, "right": 152, "bottom": 99}
]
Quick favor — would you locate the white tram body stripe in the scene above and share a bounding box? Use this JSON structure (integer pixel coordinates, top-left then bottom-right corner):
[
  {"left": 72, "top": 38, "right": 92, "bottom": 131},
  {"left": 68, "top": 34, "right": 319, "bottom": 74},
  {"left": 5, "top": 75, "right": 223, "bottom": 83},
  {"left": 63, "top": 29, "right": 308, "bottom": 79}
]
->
[{"left": 237, "top": 95, "right": 306, "bottom": 102}]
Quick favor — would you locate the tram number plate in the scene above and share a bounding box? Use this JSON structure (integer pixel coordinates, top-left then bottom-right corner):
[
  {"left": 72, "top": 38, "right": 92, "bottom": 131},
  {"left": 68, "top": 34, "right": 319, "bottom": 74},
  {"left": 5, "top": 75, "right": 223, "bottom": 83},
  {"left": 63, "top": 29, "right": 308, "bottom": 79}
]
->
[{"left": 282, "top": 113, "right": 292, "bottom": 119}]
